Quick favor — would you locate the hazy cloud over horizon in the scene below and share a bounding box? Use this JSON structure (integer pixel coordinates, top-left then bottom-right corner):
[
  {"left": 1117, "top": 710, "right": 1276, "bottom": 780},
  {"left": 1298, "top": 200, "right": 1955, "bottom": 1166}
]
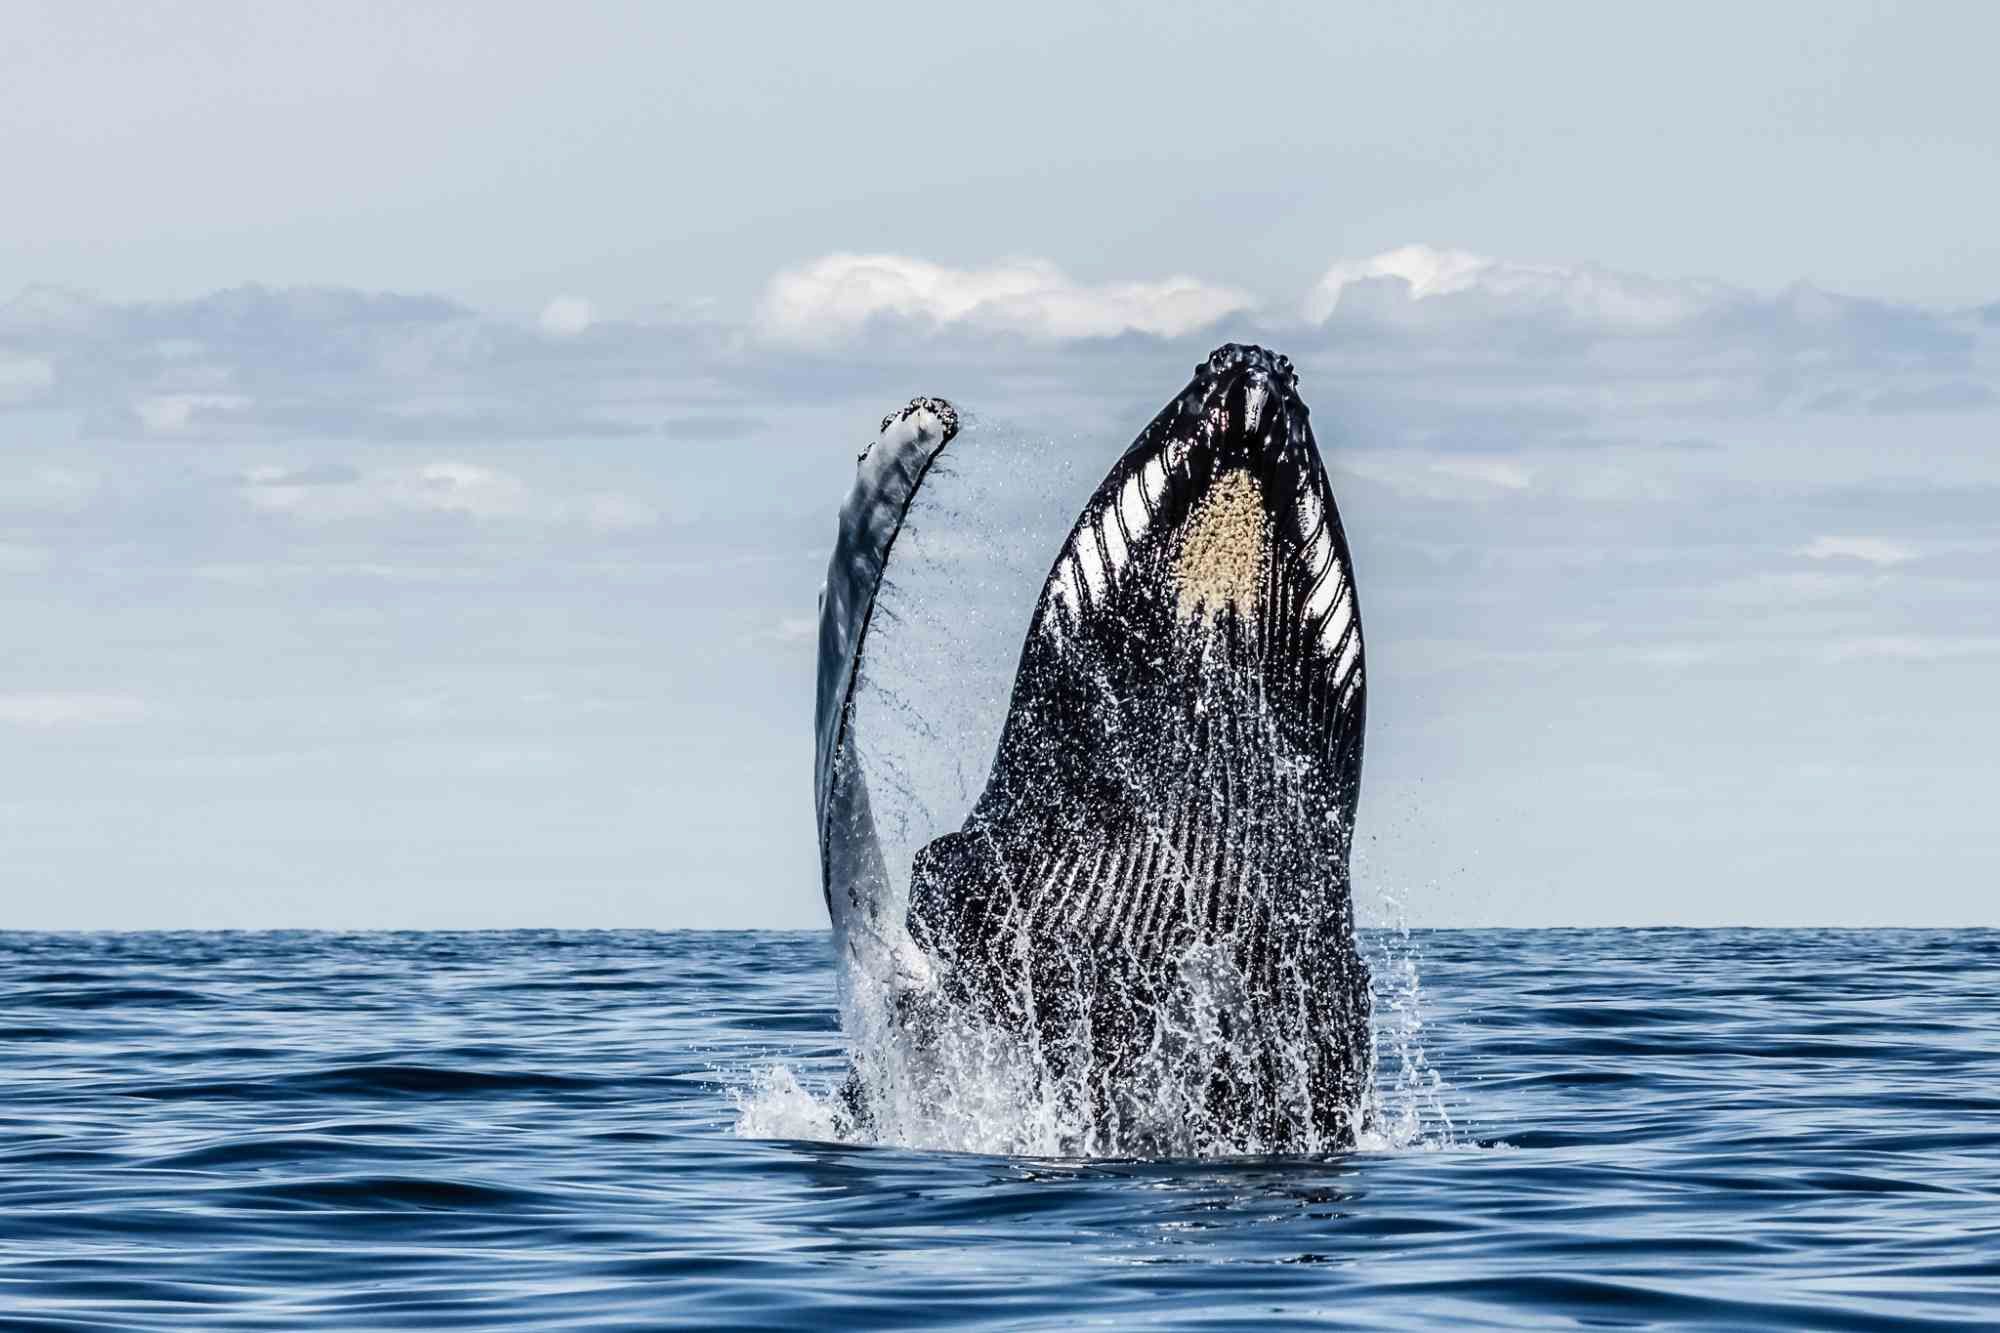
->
[
  {"left": 7, "top": 241, "right": 1994, "bottom": 436},
  {"left": 3, "top": 244, "right": 1996, "bottom": 929}
]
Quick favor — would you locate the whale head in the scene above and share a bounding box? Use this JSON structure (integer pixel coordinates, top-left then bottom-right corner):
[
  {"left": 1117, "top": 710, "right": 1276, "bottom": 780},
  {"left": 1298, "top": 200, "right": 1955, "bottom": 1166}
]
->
[{"left": 1023, "top": 342, "right": 1365, "bottom": 782}]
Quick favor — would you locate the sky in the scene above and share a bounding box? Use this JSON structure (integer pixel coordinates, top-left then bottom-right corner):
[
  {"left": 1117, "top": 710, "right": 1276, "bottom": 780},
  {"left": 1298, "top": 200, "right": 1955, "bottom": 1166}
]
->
[{"left": 2, "top": 2, "right": 1997, "bottom": 929}]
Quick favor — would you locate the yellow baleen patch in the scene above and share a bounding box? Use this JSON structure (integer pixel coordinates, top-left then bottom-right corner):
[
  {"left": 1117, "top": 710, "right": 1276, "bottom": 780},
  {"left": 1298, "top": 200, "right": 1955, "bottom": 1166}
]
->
[{"left": 1172, "top": 468, "right": 1269, "bottom": 626}]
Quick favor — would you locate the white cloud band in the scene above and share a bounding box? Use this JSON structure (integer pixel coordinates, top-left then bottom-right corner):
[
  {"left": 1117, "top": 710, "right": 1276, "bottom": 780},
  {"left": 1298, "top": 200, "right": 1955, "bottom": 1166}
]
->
[
  {"left": 1304, "top": 243, "right": 1732, "bottom": 330},
  {"left": 757, "top": 253, "right": 1251, "bottom": 342}
]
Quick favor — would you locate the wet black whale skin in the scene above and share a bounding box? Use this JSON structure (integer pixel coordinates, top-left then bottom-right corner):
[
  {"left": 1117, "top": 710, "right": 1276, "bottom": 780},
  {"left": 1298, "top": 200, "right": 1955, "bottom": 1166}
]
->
[{"left": 913, "top": 348, "right": 1373, "bottom": 1148}]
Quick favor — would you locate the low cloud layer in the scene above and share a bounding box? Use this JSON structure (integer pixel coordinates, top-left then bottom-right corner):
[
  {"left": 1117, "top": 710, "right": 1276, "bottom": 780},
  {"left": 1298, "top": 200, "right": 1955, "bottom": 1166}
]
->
[
  {"left": 1303, "top": 243, "right": 1734, "bottom": 329},
  {"left": 1799, "top": 535, "right": 1918, "bottom": 566},
  {"left": 4, "top": 245, "right": 1990, "bottom": 454}
]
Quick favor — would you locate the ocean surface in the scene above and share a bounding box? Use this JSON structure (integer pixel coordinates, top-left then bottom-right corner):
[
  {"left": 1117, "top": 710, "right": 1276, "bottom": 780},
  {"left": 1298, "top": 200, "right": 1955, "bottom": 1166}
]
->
[{"left": 2, "top": 928, "right": 1997, "bottom": 1330}]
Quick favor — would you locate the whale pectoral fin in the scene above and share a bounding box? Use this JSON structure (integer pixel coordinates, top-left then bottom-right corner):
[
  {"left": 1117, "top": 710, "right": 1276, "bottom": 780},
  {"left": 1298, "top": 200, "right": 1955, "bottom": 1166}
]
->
[{"left": 815, "top": 398, "right": 959, "bottom": 936}]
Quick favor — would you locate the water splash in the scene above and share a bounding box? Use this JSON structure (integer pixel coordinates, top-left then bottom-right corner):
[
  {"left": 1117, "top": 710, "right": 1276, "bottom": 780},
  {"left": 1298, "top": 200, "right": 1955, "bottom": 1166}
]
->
[
  {"left": 734, "top": 907, "right": 1461, "bottom": 1157},
  {"left": 736, "top": 912, "right": 1472, "bottom": 1152},
  {"left": 746, "top": 418, "right": 1457, "bottom": 1158},
  {"left": 728, "top": 1065, "right": 843, "bottom": 1143},
  {"left": 1356, "top": 885, "right": 1459, "bottom": 1152},
  {"left": 737, "top": 872, "right": 1463, "bottom": 1158}
]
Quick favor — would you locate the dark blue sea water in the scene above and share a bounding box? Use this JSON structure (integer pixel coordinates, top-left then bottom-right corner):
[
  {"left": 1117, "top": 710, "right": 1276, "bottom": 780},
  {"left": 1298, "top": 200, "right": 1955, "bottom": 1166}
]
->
[{"left": 2, "top": 929, "right": 1997, "bottom": 1330}]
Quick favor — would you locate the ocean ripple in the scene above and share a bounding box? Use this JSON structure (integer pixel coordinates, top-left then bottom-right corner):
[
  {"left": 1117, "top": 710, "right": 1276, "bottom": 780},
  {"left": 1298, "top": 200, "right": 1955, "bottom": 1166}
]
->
[{"left": 1, "top": 928, "right": 1996, "bottom": 1328}]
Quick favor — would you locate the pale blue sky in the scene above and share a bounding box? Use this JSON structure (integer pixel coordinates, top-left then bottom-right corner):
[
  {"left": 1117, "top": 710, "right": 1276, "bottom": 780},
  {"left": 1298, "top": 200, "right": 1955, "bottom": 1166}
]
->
[
  {"left": 2, "top": 3, "right": 1996, "bottom": 928},
  {"left": 9, "top": 1, "right": 2000, "bottom": 311}
]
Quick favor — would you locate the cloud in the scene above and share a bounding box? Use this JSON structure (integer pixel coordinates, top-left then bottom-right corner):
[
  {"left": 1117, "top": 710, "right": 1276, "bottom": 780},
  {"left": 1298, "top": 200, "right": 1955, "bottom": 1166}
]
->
[
  {"left": 242, "top": 460, "right": 526, "bottom": 520},
  {"left": 0, "top": 282, "right": 712, "bottom": 442},
  {"left": 1429, "top": 456, "right": 1533, "bottom": 491},
  {"left": 1336, "top": 450, "right": 1541, "bottom": 502},
  {"left": 135, "top": 391, "right": 252, "bottom": 434},
  {"left": 239, "top": 461, "right": 655, "bottom": 529},
  {"left": 1276, "top": 245, "right": 2000, "bottom": 478},
  {"left": 1621, "top": 642, "right": 1724, "bottom": 669},
  {"left": 1799, "top": 535, "right": 1916, "bottom": 566},
  {"left": 1866, "top": 381, "right": 1997, "bottom": 414},
  {"left": 0, "top": 355, "right": 55, "bottom": 405},
  {"left": 0, "top": 466, "right": 99, "bottom": 513},
  {"left": 540, "top": 297, "right": 595, "bottom": 337},
  {"left": 0, "top": 693, "right": 147, "bottom": 727},
  {"left": 757, "top": 253, "right": 1251, "bottom": 342},
  {"left": 4, "top": 251, "right": 1988, "bottom": 453},
  {"left": 742, "top": 615, "right": 819, "bottom": 648},
  {"left": 1296, "top": 246, "right": 1988, "bottom": 410},
  {"left": 249, "top": 463, "right": 363, "bottom": 487},
  {"left": 1708, "top": 569, "right": 1883, "bottom": 608},
  {"left": 0, "top": 543, "right": 49, "bottom": 574},
  {"left": 1303, "top": 243, "right": 1730, "bottom": 329},
  {"left": 1823, "top": 635, "right": 2000, "bottom": 663}
]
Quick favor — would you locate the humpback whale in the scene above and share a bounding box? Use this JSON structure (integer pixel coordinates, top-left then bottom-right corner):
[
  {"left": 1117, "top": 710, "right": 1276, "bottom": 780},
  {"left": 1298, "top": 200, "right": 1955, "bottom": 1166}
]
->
[{"left": 815, "top": 347, "right": 1371, "bottom": 1153}]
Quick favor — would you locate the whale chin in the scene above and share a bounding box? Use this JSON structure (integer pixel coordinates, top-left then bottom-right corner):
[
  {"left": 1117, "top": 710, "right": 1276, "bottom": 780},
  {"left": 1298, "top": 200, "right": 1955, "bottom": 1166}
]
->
[{"left": 897, "top": 343, "right": 1374, "bottom": 1152}]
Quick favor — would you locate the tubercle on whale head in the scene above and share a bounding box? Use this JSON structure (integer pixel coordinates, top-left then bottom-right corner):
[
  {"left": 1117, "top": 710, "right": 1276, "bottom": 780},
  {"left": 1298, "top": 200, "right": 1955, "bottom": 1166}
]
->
[
  {"left": 1195, "top": 342, "right": 1300, "bottom": 397},
  {"left": 1176, "top": 343, "right": 1307, "bottom": 457},
  {"left": 1113, "top": 342, "right": 1330, "bottom": 560}
]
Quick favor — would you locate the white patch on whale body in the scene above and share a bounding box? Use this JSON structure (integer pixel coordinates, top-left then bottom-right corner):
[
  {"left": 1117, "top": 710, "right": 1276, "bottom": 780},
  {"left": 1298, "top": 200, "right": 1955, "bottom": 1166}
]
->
[
  {"left": 1320, "top": 583, "right": 1355, "bottom": 657},
  {"left": 1334, "top": 618, "right": 1362, "bottom": 683},
  {"left": 1075, "top": 526, "right": 1108, "bottom": 603},
  {"left": 1141, "top": 456, "right": 1169, "bottom": 509},
  {"left": 1050, "top": 554, "right": 1082, "bottom": 619},
  {"left": 1306, "top": 559, "right": 1342, "bottom": 623},
  {"left": 1100, "top": 506, "right": 1129, "bottom": 571},
  {"left": 1120, "top": 472, "right": 1151, "bottom": 543},
  {"left": 1297, "top": 489, "right": 1325, "bottom": 548}
]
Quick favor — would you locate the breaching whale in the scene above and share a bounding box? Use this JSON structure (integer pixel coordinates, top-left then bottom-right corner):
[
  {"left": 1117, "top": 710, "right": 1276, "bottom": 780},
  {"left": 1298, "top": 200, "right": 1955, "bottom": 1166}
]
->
[{"left": 815, "top": 347, "right": 1371, "bottom": 1152}]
